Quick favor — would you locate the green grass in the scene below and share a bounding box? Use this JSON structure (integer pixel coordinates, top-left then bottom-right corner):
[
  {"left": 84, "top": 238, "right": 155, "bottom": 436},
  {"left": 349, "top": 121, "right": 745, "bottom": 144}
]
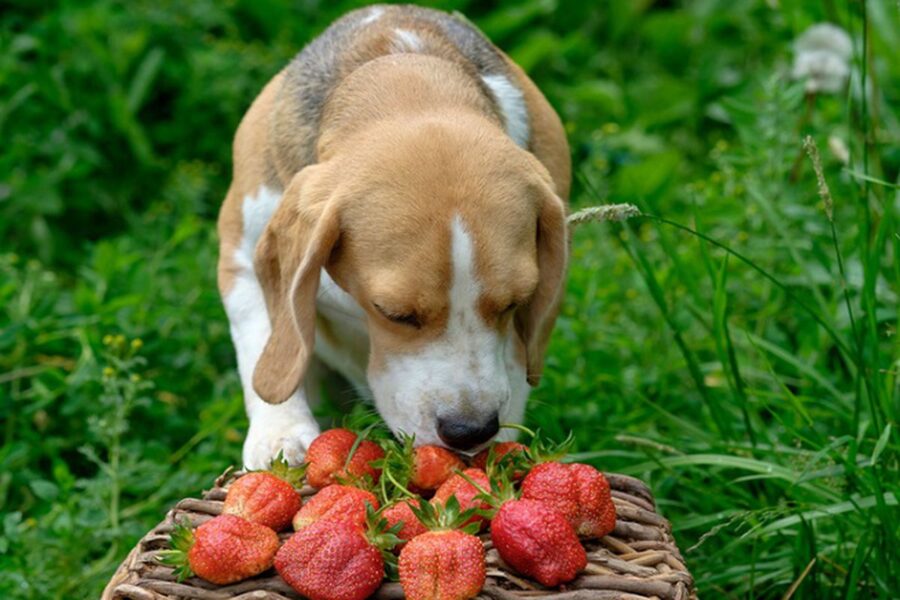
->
[{"left": 1, "top": 0, "right": 898, "bottom": 597}]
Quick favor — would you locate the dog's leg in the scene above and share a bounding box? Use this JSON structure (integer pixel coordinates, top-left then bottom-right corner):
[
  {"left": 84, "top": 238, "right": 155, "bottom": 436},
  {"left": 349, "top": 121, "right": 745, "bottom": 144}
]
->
[
  {"left": 221, "top": 183, "right": 322, "bottom": 469},
  {"left": 224, "top": 268, "right": 321, "bottom": 469}
]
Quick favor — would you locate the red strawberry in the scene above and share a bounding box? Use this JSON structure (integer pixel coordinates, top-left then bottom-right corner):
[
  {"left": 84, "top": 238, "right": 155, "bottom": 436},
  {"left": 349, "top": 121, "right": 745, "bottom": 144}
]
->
[
  {"left": 431, "top": 468, "right": 491, "bottom": 528},
  {"left": 399, "top": 497, "right": 486, "bottom": 600},
  {"left": 223, "top": 457, "right": 304, "bottom": 531},
  {"left": 158, "top": 514, "right": 279, "bottom": 585},
  {"left": 383, "top": 499, "right": 428, "bottom": 547},
  {"left": 400, "top": 530, "right": 485, "bottom": 600},
  {"left": 305, "top": 428, "right": 385, "bottom": 489},
  {"left": 490, "top": 498, "right": 586, "bottom": 587},
  {"left": 472, "top": 441, "right": 529, "bottom": 478},
  {"left": 410, "top": 445, "right": 465, "bottom": 493},
  {"left": 521, "top": 462, "right": 616, "bottom": 538},
  {"left": 276, "top": 519, "right": 385, "bottom": 600},
  {"left": 292, "top": 484, "right": 379, "bottom": 531}
]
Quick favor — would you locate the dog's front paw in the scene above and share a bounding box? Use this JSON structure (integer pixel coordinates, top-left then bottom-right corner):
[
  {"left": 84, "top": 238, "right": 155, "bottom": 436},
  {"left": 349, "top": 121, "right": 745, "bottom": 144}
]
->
[{"left": 242, "top": 418, "right": 320, "bottom": 470}]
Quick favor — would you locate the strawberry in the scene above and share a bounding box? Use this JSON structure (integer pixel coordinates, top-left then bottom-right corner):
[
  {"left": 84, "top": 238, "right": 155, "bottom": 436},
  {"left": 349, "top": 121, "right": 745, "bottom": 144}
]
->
[
  {"left": 431, "top": 468, "right": 491, "bottom": 528},
  {"left": 472, "top": 441, "right": 529, "bottom": 478},
  {"left": 410, "top": 445, "right": 465, "bottom": 493},
  {"left": 490, "top": 498, "right": 586, "bottom": 587},
  {"left": 277, "top": 520, "right": 383, "bottom": 600},
  {"left": 158, "top": 514, "right": 279, "bottom": 585},
  {"left": 223, "top": 456, "right": 304, "bottom": 531},
  {"left": 466, "top": 463, "right": 586, "bottom": 588},
  {"left": 383, "top": 499, "right": 428, "bottom": 547},
  {"left": 305, "top": 428, "right": 385, "bottom": 489},
  {"left": 292, "top": 484, "right": 379, "bottom": 531},
  {"left": 521, "top": 462, "right": 616, "bottom": 538},
  {"left": 399, "top": 497, "right": 486, "bottom": 600},
  {"left": 277, "top": 506, "right": 399, "bottom": 600}
]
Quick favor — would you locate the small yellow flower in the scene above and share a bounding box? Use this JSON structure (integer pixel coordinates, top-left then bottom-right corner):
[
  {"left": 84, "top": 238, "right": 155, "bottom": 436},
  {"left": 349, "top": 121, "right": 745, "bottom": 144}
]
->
[
  {"left": 103, "top": 366, "right": 116, "bottom": 378},
  {"left": 102, "top": 335, "right": 113, "bottom": 346},
  {"left": 33, "top": 410, "right": 49, "bottom": 430},
  {"left": 601, "top": 122, "right": 620, "bottom": 135},
  {"left": 131, "top": 338, "right": 143, "bottom": 351},
  {"left": 115, "top": 334, "right": 126, "bottom": 346},
  {"left": 714, "top": 140, "right": 729, "bottom": 152},
  {"left": 158, "top": 391, "right": 179, "bottom": 405},
  {"left": 130, "top": 373, "right": 141, "bottom": 383},
  {"left": 704, "top": 373, "right": 724, "bottom": 388}
]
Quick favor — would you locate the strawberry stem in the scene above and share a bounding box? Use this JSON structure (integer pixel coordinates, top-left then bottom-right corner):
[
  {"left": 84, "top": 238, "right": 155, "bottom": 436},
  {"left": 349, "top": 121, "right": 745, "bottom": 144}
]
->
[
  {"left": 383, "top": 464, "right": 416, "bottom": 499},
  {"left": 373, "top": 433, "right": 416, "bottom": 504},
  {"left": 454, "top": 468, "right": 492, "bottom": 497},
  {"left": 499, "top": 422, "right": 536, "bottom": 437},
  {"left": 343, "top": 423, "right": 379, "bottom": 471}
]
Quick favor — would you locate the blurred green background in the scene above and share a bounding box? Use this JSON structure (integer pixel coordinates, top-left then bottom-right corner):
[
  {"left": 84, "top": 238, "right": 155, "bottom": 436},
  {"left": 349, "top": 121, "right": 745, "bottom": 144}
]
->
[{"left": 1, "top": 0, "right": 897, "bottom": 598}]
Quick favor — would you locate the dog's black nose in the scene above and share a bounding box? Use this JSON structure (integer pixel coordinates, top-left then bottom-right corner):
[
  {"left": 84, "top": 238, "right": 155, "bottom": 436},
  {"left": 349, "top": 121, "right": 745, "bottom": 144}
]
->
[{"left": 437, "top": 413, "right": 499, "bottom": 450}]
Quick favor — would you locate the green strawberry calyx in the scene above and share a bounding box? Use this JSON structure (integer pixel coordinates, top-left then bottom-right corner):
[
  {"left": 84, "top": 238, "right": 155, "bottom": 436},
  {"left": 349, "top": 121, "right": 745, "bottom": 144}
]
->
[
  {"left": 267, "top": 451, "right": 307, "bottom": 487},
  {"left": 411, "top": 495, "right": 481, "bottom": 536},
  {"left": 498, "top": 424, "right": 574, "bottom": 465},
  {"left": 156, "top": 518, "right": 195, "bottom": 581},
  {"left": 364, "top": 502, "right": 404, "bottom": 580},
  {"left": 457, "top": 465, "right": 518, "bottom": 518},
  {"left": 479, "top": 442, "right": 530, "bottom": 479}
]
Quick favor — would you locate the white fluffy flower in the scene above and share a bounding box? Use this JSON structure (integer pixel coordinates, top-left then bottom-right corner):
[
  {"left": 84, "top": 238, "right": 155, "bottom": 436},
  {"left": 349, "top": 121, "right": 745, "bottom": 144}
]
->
[{"left": 792, "top": 23, "right": 853, "bottom": 94}]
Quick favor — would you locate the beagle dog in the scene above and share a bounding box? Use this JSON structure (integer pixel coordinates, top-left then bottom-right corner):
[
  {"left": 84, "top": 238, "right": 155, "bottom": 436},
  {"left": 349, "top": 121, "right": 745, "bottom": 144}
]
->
[{"left": 217, "top": 4, "right": 571, "bottom": 469}]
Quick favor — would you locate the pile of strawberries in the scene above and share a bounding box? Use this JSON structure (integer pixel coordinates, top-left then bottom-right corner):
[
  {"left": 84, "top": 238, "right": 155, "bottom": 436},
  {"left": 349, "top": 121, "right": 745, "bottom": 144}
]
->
[{"left": 159, "top": 427, "right": 616, "bottom": 600}]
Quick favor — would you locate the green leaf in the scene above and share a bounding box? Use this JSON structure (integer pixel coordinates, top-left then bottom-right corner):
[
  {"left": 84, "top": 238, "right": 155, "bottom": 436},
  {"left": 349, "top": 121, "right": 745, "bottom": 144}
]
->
[
  {"left": 755, "top": 493, "right": 898, "bottom": 536},
  {"left": 870, "top": 425, "right": 891, "bottom": 466},
  {"left": 126, "top": 47, "right": 165, "bottom": 114},
  {"left": 29, "top": 480, "right": 59, "bottom": 502}
]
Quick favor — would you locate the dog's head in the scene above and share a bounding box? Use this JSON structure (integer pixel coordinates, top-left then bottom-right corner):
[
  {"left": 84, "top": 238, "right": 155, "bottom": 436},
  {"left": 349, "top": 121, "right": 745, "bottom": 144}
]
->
[{"left": 252, "top": 115, "right": 567, "bottom": 451}]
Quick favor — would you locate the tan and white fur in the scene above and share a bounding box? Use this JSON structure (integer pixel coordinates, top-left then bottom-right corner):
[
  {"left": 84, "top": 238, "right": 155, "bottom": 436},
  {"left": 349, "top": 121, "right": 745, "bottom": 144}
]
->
[{"left": 216, "top": 4, "right": 571, "bottom": 469}]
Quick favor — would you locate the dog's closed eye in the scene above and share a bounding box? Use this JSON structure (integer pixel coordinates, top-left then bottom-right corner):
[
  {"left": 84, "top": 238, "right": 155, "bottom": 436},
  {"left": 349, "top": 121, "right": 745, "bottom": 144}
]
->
[{"left": 373, "top": 302, "right": 422, "bottom": 329}]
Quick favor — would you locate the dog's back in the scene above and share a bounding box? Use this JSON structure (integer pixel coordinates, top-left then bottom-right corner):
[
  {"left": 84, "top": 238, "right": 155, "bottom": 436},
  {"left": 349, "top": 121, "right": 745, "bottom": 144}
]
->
[{"left": 270, "top": 4, "right": 531, "bottom": 180}]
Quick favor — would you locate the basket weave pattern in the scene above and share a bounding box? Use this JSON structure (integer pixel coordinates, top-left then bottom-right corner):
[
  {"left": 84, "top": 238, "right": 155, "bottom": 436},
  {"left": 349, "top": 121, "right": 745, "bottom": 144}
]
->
[{"left": 103, "top": 470, "right": 696, "bottom": 600}]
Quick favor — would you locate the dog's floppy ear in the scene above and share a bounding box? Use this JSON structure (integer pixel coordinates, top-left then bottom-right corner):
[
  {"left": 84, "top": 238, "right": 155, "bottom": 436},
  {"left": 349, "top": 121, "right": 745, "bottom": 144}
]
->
[
  {"left": 252, "top": 164, "right": 340, "bottom": 404},
  {"left": 516, "top": 170, "right": 568, "bottom": 387}
]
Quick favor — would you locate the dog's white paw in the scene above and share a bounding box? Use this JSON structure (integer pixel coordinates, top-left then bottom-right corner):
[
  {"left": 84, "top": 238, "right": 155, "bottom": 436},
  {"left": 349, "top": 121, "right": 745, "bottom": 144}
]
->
[{"left": 242, "top": 418, "right": 320, "bottom": 470}]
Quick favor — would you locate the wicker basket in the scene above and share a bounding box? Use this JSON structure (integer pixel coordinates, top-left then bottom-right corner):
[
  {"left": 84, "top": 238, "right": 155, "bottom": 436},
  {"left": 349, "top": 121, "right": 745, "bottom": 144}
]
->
[{"left": 103, "top": 469, "right": 696, "bottom": 600}]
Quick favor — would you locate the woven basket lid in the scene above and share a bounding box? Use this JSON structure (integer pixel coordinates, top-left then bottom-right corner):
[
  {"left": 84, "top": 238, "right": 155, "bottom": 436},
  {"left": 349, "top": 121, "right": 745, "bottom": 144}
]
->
[{"left": 103, "top": 469, "right": 696, "bottom": 600}]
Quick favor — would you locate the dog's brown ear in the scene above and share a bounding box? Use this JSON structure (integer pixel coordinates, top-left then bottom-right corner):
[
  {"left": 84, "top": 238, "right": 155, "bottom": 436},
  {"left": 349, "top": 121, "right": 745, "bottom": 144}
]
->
[
  {"left": 252, "top": 164, "right": 340, "bottom": 404},
  {"left": 516, "top": 176, "right": 568, "bottom": 387}
]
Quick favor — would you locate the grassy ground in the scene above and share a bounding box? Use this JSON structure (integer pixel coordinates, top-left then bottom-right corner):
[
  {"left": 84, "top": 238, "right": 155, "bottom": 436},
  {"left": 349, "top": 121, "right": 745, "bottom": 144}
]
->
[{"left": 1, "top": 0, "right": 897, "bottom": 597}]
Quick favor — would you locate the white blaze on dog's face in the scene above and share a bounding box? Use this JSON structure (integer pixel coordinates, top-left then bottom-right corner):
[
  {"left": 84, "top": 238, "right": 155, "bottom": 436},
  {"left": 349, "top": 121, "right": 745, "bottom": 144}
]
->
[
  {"left": 364, "top": 215, "right": 530, "bottom": 449},
  {"left": 252, "top": 116, "right": 567, "bottom": 451}
]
